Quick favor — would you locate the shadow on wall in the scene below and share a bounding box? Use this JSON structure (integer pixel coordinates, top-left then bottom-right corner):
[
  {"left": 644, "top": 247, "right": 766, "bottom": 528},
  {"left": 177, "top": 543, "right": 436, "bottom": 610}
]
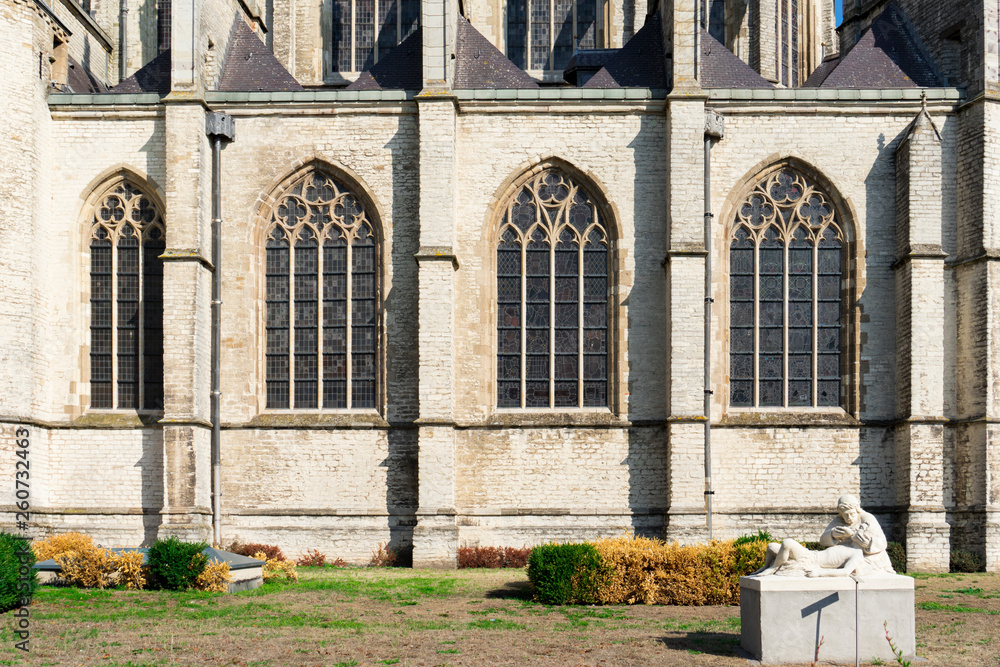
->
[
  {"left": 138, "top": 428, "right": 165, "bottom": 546},
  {"left": 383, "top": 121, "right": 420, "bottom": 557},
  {"left": 625, "top": 114, "right": 669, "bottom": 538},
  {"left": 140, "top": 0, "right": 157, "bottom": 67}
]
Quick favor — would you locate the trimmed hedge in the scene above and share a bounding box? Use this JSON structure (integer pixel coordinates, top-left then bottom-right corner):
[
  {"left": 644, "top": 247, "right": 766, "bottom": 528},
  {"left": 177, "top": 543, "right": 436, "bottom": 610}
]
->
[
  {"left": 458, "top": 546, "right": 531, "bottom": 569},
  {"left": 0, "top": 533, "right": 37, "bottom": 613},
  {"left": 526, "top": 543, "right": 608, "bottom": 605},
  {"left": 527, "top": 535, "right": 770, "bottom": 606},
  {"left": 147, "top": 537, "right": 208, "bottom": 591},
  {"left": 950, "top": 549, "right": 985, "bottom": 573},
  {"left": 886, "top": 541, "right": 906, "bottom": 573}
]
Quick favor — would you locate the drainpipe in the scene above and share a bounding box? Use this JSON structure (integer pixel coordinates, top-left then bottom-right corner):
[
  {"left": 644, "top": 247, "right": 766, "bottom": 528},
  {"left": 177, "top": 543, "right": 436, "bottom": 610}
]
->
[
  {"left": 118, "top": 0, "right": 127, "bottom": 81},
  {"left": 206, "top": 112, "right": 236, "bottom": 546},
  {"left": 704, "top": 110, "right": 724, "bottom": 540}
]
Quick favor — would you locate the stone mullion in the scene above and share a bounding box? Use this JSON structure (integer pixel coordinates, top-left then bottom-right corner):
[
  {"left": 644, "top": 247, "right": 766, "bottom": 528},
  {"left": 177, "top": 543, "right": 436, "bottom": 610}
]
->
[{"left": 111, "top": 236, "right": 119, "bottom": 410}]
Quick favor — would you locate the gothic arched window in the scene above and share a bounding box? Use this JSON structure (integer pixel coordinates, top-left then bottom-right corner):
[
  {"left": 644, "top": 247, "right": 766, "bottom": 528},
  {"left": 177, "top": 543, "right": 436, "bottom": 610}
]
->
[
  {"left": 497, "top": 168, "right": 610, "bottom": 409},
  {"left": 331, "top": 0, "right": 419, "bottom": 72},
  {"left": 89, "top": 179, "right": 165, "bottom": 410},
  {"left": 264, "top": 169, "right": 379, "bottom": 410},
  {"left": 729, "top": 169, "right": 844, "bottom": 408}
]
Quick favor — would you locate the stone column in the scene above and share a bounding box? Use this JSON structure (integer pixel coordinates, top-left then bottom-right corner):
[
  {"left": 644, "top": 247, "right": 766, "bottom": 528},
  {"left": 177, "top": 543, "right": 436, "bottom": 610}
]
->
[
  {"left": 411, "top": 15, "right": 460, "bottom": 565},
  {"left": 893, "top": 107, "right": 949, "bottom": 572},
  {"left": 663, "top": 0, "right": 711, "bottom": 543},
  {"left": 157, "top": 0, "right": 213, "bottom": 542},
  {"left": 954, "top": 99, "right": 1000, "bottom": 573},
  {"left": 753, "top": 0, "right": 778, "bottom": 83}
]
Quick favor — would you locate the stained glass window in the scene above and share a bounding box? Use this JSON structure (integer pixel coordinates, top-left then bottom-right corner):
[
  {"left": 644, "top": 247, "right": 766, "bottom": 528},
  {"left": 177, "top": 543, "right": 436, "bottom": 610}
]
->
[
  {"left": 331, "top": 0, "right": 419, "bottom": 73},
  {"left": 506, "top": 0, "right": 602, "bottom": 71},
  {"left": 729, "top": 169, "right": 843, "bottom": 408},
  {"left": 265, "top": 169, "right": 379, "bottom": 410},
  {"left": 497, "top": 169, "right": 610, "bottom": 409},
  {"left": 89, "top": 180, "right": 165, "bottom": 411}
]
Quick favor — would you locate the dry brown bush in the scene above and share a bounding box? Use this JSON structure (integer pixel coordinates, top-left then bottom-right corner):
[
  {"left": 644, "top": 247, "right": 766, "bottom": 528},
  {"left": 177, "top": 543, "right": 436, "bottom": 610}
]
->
[
  {"left": 33, "top": 532, "right": 95, "bottom": 562},
  {"left": 110, "top": 551, "right": 147, "bottom": 590},
  {"left": 252, "top": 551, "right": 298, "bottom": 583},
  {"left": 368, "top": 543, "right": 397, "bottom": 567},
  {"left": 55, "top": 546, "right": 116, "bottom": 589},
  {"left": 195, "top": 559, "right": 232, "bottom": 592},
  {"left": 593, "top": 536, "right": 768, "bottom": 606}
]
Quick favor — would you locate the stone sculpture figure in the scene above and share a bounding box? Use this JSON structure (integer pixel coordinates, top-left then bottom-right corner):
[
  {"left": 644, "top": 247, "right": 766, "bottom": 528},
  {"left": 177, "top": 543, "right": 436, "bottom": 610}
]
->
[{"left": 752, "top": 495, "right": 895, "bottom": 577}]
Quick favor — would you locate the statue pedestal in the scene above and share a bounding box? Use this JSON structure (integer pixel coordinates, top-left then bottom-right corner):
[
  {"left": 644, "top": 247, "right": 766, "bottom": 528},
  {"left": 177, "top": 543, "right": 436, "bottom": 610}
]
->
[{"left": 740, "top": 574, "right": 915, "bottom": 664}]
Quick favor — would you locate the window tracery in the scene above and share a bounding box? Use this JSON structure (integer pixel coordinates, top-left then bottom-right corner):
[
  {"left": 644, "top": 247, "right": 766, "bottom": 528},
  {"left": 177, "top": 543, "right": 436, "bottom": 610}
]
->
[
  {"left": 729, "top": 169, "right": 843, "bottom": 409},
  {"left": 264, "top": 169, "right": 379, "bottom": 410},
  {"left": 497, "top": 169, "right": 610, "bottom": 409},
  {"left": 331, "top": 0, "right": 420, "bottom": 73},
  {"left": 89, "top": 180, "right": 165, "bottom": 411}
]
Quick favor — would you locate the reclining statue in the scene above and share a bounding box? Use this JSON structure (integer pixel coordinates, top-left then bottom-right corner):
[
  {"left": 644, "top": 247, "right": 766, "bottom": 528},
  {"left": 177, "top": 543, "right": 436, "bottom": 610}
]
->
[{"left": 751, "top": 495, "right": 895, "bottom": 577}]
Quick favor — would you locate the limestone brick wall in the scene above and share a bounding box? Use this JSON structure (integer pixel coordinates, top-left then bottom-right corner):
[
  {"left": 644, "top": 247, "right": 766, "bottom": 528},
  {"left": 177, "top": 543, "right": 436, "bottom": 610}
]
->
[
  {"left": 0, "top": 0, "right": 54, "bottom": 422},
  {"left": 44, "top": 0, "right": 114, "bottom": 85}
]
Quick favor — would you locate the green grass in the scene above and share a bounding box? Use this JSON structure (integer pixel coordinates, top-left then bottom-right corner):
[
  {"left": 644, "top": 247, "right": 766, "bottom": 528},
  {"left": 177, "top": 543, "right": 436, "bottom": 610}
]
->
[
  {"left": 918, "top": 601, "right": 999, "bottom": 615},
  {"left": 467, "top": 619, "right": 526, "bottom": 631}
]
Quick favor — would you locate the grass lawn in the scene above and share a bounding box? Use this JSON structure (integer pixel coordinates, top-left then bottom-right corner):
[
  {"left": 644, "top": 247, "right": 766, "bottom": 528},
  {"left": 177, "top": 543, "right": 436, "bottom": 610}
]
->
[{"left": 0, "top": 567, "right": 996, "bottom": 666}]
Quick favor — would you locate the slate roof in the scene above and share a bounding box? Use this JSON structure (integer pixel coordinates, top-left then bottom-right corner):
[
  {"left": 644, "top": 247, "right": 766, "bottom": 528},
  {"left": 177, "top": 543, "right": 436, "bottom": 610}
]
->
[
  {"left": 345, "top": 29, "right": 423, "bottom": 90},
  {"left": 110, "top": 49, "right": 171, "bottom": 94},
  {"left": 454, "top": 15, "right": 538, "bottom": 89},
  {"left": 217, "top": 18, "right": 303, "bottom": 91},
  {"left": 803, "top": 1, "right": 941, "bottom": 88},
  {"left": 583, "top": 13, "right": 668, "bottom": 88},
  {"left": 699, "top": 29, "right": 773, "bottom": 88},
  {"left": 66, "top": 54, "right": 108, "bottom": 93},
  {"left": 802, "top": 57, "right": 840, "bottom": 87},
  {"left": 564, "top": 49, "right": 619, "bottom": 86}
]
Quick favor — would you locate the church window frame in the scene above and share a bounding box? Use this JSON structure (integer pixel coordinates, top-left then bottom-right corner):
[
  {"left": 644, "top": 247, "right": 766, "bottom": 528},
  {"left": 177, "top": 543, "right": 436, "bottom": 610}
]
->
[
  {"left": 494, "top": 166, "right": 614, "bottom": 411},
  {"left": 260, "top": 166, "right": 383, "bottom": 412},
  {"left": 328, "top": 0, "right": 420, "bottom": 75},
  {"left": 506, "top": 0, "right": 607, "bottom": 74},
  {"left": 726, "top": 165, "right": 852, "bottom": 411},
  {"left": 86, "top": 177, "right": 166, "bottom": 413}
]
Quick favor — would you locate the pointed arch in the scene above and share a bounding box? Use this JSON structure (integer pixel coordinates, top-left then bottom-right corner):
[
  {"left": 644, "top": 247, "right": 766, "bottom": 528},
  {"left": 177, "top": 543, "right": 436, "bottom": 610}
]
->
[
  {"left": 722, "top": 157, "right": 862, "bottom": 415},
  {"left": 255, "top": 160, "right": 384, "bottom": 412},
  {"left": 82, "top": 171, "right": 166, "bottom": 412},
  {"left": 490, "top": 159, "right": 618, "bottom": 410}
]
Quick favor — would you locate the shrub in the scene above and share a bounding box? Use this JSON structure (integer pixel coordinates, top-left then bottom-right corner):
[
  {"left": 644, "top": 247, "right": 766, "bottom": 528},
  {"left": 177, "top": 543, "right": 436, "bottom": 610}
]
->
[
  {"left": 527, "top": 543, "right": 608, "bottom": 605},
  {"left": 327, "top": 558, "right": 349, "bottom": 568},
  {"left": 950, "top": 549, "right": 985, "bottom": 573},
  {"left": 0, "top": 533, "right": 38, "bottom": 613},
  {"left": 593, "top": 536, "right": 767, "bottom": 606},
  {"left": 147, "top": 537, "right": 208, "bottom": 591},
  {"left": 802, "top": 541, "right": 827, "bottom": 551},
  {"left": 296, "top": 549, "right": 327, "bottom": 567},
  {"left": 226, "top": 541, "right": 286, "bottom": 562},
  {"left": 195, "top": 559, "right": 232, "bottom": 592},
  {"left": 253, "top": 552, "right": 298, "bottom": 583},
  {"left": 368, "top": 543, "right": 397, "bottom": 568},
  {"left": 55, "top": 545, "right": 116, "bottom": 589},
  {"left": 733, "top": 530, "right": 773, "bottom": 546},
  {"left": 458, "top": 546, "right": 531, "bottom": 569},
  {"left": 886, "top": 541, "right": 906, "bottom": 573},
  {"left": 32, "top": 532, "right": 94, "bottom": 562}
]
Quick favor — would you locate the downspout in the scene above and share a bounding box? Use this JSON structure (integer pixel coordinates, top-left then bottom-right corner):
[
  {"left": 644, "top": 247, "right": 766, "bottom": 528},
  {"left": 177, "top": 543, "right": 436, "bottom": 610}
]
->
[
  {"left": 704, "top": 110, "right": 724, "bottom": 540},
  {"left": 118, "top": 0, "right": 127, "bottom": 81},
  {"left": 206, "top": 112, "right": 236, "bottom": 546}
]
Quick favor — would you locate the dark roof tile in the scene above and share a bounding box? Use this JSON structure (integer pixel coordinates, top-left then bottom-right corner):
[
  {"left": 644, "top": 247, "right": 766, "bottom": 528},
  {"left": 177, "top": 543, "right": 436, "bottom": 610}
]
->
[
  {"left": 345, "top": 29, "right": 422, "bottom": 90},
  {"left": 110, "top": 49, "right": 170, "bottom": 94},
  {"left": 700, "top": 29, "right": 773, "bottom": 88},
  {"left": 816, "top": 1, "right": 941, "bottom": 88},
  {"left": 66, "top": 54, "right": 108, "bottom": 93},
  {"left": 217, "top": 18, "right": 303, "bottom": 92},
  {"left": 802, "top": 57, "right": 840, "bottom": 87},
  {"left": 583, "top": 13, "right": 667, "bottom": 88},
  {"left": 454, "top": 16, "right": 538, "bottom": 89}
]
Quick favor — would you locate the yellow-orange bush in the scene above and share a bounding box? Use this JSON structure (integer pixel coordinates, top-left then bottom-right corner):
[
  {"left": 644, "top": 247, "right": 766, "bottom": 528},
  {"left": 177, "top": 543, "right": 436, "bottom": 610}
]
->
[
  {"left": 591, "top": 536, "right": 768, "bottom": 606},
  {"left": 252, "top": 551, "right": 298, "bottom": 583},
  {"left": 54, "top": 546, "right": 116, "bottom": 589},
  {"left": 195, "top": 558, "right": 232, "bottom": 592},
  {"left": 33, "top": 532, "right": 94, "bottom": 562},
  {"left": 111, "top": 551, "right": 147, "bottom": 590}
]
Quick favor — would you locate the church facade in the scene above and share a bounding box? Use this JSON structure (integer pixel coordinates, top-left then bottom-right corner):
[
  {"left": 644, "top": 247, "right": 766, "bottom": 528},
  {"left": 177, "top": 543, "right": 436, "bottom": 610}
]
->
[{"left": 1, "top": 0, "right": 997, "bottom": 572}]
